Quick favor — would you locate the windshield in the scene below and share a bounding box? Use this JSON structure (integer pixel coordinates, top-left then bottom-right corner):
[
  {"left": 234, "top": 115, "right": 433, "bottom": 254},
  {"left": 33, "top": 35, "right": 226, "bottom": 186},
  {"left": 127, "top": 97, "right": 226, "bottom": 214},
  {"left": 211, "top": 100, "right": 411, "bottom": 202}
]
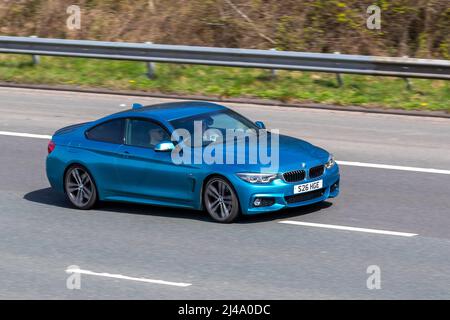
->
[{"left": 170, "top": 109, "right": 259, "bottom": 146}]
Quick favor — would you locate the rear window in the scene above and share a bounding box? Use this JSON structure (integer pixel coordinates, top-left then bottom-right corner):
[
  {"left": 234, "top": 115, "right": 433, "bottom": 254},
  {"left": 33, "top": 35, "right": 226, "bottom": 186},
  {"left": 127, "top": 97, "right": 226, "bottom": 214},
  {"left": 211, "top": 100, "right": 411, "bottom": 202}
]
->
[{"left": 86, "top": 118, "right": 125, "bottom": 144}]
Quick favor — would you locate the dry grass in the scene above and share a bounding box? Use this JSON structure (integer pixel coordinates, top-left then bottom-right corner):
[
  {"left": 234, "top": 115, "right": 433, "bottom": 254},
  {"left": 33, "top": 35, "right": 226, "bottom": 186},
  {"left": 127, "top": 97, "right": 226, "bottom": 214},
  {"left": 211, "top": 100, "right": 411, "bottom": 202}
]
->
[{"left": 0, "top": 0, "right": 449, "bottom": 58}]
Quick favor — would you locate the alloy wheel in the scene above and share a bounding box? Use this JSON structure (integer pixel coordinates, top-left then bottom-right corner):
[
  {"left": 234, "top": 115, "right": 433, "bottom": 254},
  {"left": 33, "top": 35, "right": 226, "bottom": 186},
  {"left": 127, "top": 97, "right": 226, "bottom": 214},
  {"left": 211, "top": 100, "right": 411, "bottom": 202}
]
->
[
  {"left": 65, "top": 166, "right": 97, "bottom": 209},
  {"left": 204, "top": 178, "right": 239, "bottom": 223}
]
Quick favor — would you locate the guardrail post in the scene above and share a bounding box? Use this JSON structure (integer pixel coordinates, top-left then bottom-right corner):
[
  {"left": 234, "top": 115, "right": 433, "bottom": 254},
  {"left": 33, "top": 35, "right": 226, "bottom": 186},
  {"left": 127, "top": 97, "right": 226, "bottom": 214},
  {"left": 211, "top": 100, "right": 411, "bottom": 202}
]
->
[
  {"left": 270, "top": 48, "right": 277, "bottom": 79},
  {"left": 30, "top": 36, "right": 40, "bottom": 65},
  {"left": 145, "top": 41, "right": 156, "bottom": 79},
  {"left": 402, "top": 56, "right": 412, "bottom": 91},
  {"left": 403, "top": 77, "right": 412, "bottom": 91},
  {"left": 334, "top": 52, "right": 343, "bottom": 87}
]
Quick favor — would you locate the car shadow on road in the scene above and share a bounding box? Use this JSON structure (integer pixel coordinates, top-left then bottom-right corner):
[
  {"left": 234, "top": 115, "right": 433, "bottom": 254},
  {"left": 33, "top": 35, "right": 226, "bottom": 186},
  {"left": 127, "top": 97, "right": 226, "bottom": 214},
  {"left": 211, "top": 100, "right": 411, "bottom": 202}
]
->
[
  {"left": 24, "top": 187, "right": 70, "bottom": 207},
  {"left": 237, "top": 201, "right": 333, "bottom": 224},
  {"left": 23, "top": 187, "right": 211, "bottom": 222},
  {"left": 24, "top": 187, "right": 332, "bottom": 224}
]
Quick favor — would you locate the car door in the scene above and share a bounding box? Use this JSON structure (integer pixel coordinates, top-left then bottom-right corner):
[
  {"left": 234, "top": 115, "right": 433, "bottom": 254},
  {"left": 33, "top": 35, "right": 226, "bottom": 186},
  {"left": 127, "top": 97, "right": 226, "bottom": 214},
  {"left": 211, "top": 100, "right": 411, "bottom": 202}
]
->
[
  {"left": 82, "top": 118, "right": 126, "bottom": 197},
  {"left": 114, "top": 118, "right": 196, "bottom": 205}
]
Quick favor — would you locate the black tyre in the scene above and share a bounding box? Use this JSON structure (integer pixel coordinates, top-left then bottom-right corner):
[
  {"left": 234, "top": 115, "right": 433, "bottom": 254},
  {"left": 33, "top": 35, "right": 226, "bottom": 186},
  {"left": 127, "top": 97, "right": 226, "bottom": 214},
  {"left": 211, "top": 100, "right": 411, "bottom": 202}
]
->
[
  {"left": 203, "top": 177, "right": 240, "bottom": 223},
  {"left": 64, "top": 165, "right": 98, "bottom": 210}
]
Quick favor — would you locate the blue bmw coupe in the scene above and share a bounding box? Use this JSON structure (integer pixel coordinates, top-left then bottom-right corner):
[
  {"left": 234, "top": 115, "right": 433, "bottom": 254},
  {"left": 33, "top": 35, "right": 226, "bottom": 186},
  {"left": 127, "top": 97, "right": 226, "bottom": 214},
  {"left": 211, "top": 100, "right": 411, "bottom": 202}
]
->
[{"left": 46, "top": 101, "right": 339, "bottom": 223}]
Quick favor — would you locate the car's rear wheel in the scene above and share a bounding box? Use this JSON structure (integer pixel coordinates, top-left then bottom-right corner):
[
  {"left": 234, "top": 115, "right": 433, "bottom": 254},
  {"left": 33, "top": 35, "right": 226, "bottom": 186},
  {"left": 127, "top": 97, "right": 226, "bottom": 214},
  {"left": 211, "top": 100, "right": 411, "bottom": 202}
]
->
[
  {"left": 204, "top": 177, "right": 240, "bottom": 223},
  {"left": 64, "top": 165, "right": 97, "bottom": 210}
]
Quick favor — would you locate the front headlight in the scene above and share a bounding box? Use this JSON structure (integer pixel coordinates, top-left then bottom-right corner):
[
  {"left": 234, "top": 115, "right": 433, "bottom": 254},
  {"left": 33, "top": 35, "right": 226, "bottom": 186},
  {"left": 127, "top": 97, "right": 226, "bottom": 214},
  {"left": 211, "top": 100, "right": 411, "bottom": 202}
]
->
[
  {"left": 325, "top": 154, "right": 335, "bottom": 169},
  {"left": 236, "top": 173, "right": 278, "bottom": 184}
]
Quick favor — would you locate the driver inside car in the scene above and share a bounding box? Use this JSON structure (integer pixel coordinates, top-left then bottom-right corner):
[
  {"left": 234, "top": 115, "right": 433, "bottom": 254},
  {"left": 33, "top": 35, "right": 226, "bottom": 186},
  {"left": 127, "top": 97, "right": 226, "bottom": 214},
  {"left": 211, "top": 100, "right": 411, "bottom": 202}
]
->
[
  {"left": 148, "top": 127, "right": 169, "bottom": 147},
  {"left": 202, "top": 116, "right": 219, "bottom": 142}
]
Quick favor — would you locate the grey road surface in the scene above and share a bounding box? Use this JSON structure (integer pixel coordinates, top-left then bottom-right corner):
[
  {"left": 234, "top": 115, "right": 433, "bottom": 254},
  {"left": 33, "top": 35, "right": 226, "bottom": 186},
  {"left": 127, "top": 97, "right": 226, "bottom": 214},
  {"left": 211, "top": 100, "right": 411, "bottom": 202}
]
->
[{"left": 0, "top": 87, "right": 449, "bottom": 299}]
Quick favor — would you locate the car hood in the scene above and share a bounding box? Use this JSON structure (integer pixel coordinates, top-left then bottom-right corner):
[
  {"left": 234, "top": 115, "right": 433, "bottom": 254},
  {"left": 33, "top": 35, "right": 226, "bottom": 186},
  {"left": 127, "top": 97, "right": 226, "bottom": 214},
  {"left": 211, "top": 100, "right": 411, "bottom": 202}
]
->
[
  {"left": 276, "top": 134, "right": 328, "bottom": 162},
  {"left": 199, "top": 133, "right": 330, "bottom": 173}
]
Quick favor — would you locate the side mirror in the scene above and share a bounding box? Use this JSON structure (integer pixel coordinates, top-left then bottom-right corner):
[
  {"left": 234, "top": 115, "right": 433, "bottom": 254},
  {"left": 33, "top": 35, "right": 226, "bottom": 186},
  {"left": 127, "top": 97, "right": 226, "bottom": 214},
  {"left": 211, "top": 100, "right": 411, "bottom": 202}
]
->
[
  {"left": 132, "top": 103, "right": 143, "bottom": 109},
  {"left": 255, "top": 121, "right": 266, "bottom": 129},
  {"left": 154, "top": 141, "right": 175, "bottom": 152}
]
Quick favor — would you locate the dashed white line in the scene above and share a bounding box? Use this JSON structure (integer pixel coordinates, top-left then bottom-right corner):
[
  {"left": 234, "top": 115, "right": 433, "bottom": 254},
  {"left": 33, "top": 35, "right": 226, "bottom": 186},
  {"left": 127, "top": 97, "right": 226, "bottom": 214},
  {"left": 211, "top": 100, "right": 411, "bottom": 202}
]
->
[
  {"left": 1, "top": 130, "right": 450, "bottom": 176},
  {"left": 0, "top": 131, "right": 51, "bottom": 140},
  {"left": 337, "top": 160, "right": 450, "bottom": 175},
  {"left": 65, "top": 267, "right": 192, "bottom": 287},
  {"left": 278, "top": 220, "right": 418, "bottom": 237}
]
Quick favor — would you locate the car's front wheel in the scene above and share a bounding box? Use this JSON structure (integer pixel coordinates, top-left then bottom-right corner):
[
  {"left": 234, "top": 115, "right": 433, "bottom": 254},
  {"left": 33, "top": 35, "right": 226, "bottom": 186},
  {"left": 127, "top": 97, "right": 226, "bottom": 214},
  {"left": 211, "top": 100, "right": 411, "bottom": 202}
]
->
[
  {"left": 204, "top": 177, "right": 240, "bottom": 223},
  {"left": 64, "top": 165, "right": 98, "bottom": 210}
]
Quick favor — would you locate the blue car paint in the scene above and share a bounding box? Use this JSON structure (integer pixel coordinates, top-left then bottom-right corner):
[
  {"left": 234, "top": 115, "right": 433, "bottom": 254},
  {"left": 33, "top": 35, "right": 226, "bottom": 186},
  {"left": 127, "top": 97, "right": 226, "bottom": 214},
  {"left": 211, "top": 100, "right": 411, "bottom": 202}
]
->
[{"left": 46, "top": 101, "right": 339, "bottom": 215}]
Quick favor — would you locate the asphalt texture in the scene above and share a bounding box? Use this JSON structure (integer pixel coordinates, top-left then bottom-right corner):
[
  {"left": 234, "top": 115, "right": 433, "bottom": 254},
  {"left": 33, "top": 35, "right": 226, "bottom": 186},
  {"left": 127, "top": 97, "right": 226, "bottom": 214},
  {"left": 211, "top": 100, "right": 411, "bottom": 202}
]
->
[{"left": 0, "top": 87, "right": 449, "bottom": 299}]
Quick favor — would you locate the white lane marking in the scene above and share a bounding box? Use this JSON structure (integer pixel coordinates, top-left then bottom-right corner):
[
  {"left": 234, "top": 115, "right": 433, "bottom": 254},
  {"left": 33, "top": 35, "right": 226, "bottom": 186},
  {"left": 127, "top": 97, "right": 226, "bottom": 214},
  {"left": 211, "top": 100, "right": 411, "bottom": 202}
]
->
[
  {"left": 1, "top": 130, "right": 450, "bottom": 176},
  {"left": 0, "top": 131, "right": 51, "bottom": 140},
  {"left": 278, "top": 220, "right": 418, "bottom": 237},
  {"left": 337, "top": 160, "right": 450, "bottom": 175},
  {"left": 65, "top": 267, "right": 192, "bottom": 287}
]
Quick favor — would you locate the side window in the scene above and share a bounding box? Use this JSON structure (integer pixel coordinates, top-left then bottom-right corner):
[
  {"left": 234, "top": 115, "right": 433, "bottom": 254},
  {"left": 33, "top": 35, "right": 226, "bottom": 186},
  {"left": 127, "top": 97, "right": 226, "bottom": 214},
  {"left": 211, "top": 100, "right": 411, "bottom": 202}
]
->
[
  {"left": 127, "top": 119, "right": 170, "bottom": 148},
  {"left": 86, "top": 119, "right": 125, "bottom": 144}
]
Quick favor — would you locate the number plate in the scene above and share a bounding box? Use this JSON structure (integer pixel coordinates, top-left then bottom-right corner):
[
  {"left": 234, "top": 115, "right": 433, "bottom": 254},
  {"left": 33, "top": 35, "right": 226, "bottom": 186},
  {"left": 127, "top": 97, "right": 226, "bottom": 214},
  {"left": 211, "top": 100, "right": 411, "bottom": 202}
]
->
[{"left": 293, "top": 180, "right": 323, "bottom": 194}]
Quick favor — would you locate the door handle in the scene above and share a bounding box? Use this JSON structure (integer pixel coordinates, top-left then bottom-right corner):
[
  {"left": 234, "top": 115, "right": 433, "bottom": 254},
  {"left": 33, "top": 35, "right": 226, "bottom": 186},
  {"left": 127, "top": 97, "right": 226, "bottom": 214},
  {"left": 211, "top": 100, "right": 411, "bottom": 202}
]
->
[{"left": 121, "top": 151, "right": 131, "bottom": 158}]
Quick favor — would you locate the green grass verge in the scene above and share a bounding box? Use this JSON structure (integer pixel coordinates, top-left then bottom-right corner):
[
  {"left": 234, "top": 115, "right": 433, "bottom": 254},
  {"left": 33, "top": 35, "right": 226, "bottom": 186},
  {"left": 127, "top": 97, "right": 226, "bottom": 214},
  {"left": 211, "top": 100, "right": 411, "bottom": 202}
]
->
[{"left": 0, "top": 54, "right": 449, "bottom": 111}]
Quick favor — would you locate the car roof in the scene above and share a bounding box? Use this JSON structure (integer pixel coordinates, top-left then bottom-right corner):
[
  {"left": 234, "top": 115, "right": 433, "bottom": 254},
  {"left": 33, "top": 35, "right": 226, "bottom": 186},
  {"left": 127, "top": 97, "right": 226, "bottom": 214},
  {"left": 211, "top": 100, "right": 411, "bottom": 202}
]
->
[{"left": 113, "top": 101, "right": 228, "bottom": 122}]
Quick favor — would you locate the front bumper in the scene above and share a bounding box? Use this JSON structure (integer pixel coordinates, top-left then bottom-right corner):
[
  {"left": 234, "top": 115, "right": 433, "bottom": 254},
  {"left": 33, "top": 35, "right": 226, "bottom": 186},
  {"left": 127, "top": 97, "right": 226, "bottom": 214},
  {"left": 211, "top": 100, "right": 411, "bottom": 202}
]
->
[{"left": 230, "top": 164, "right": 340, "bottom": 215}]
